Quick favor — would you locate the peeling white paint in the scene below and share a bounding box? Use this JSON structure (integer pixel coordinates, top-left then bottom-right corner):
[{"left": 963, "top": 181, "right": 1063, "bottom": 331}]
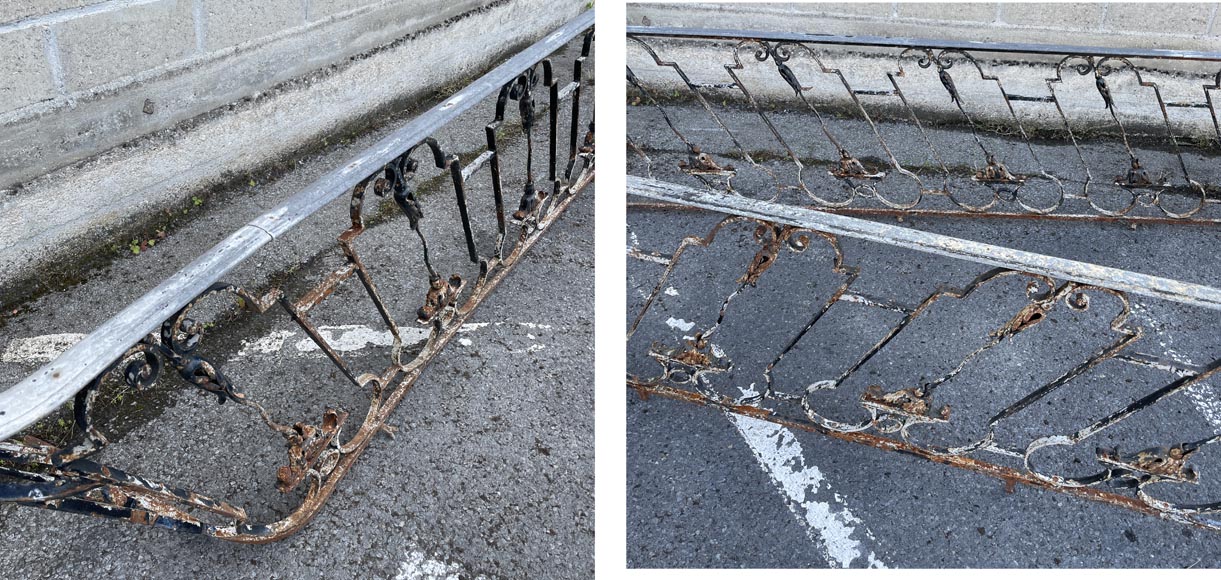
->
[
  {"left": 1, "top": 333, "right": 86, "bottom": 364},
  {"left": 665, "top": 317, "right": 695, "bottom": 332},
  {"left": 234, "top": 330, "right": 295, "bottom": 359},
  {"left": 394, "top": 550, "right": 485, "bottom": 580},
  {"left": 1132, "top": 303, "right": 1221, "bottom": 431},
  {"left": 2, "top": 322, "right": 552, "bottom": 367},
  {"left": 1187, "top": 383, "right": 1221, "bottom": 429},
  {"left": 516, "top": 323, "right": 552, "bottom": 330},
  {"left": 664, "top": 286, "right": 679, "bottom": 296},
  {"left": 729, "top": 385, "right": 886, "bottom": 569},
  {"left": 293, "top": 324, "right": 404, "bottom": 353}
]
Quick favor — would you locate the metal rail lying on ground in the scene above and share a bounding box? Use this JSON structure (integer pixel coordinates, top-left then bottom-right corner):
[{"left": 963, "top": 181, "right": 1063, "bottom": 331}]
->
[
  {"left": 0, "top": 10, "right": 594, "bottom": 542},
  {"left": 626, "top": 26, "right": 1221, "bottom": 223},
  {"left": 627, "top": 176, "right": 1221, "bottom": 533}
]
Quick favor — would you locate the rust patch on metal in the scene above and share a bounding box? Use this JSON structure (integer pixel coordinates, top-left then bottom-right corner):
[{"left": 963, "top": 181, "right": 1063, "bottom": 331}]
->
[
  {"left": 861, "top": 385, "right": 950, "bottom": 423},
  {"left": 678, "top": 145, "right": 735, "bottom": 176},
  {"left": 1097, "top": 444, "right": 1200, "bottom": 484},
  {"left": 973, "top": 154, "right": 1025, "bottom": 185},
  {"left": 830, "top": 150, "right": 884, "bottom": 180},
  {"left": 417, "top": 274, "right": 464, "bottom": 324},
  {"left": 276, "top": 409, "right": 349, "bottom": 494},
  {"left": 628, "top": 379, "right": 1219, "bottom": 532},
  {"left": 992, "top": 301, "right": 1049, "bottom": 339}
]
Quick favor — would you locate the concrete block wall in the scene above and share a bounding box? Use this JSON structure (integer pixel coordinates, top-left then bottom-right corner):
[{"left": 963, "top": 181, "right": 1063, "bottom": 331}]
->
[
  {"left": 628, "top": 3, "right": 1221, "bottom": 51},
  {"left": 0, "top": 0, "right": 553, "bottom": 191},
  {"left": 0, "top": 0, "right": 587, "bottom": 295}
]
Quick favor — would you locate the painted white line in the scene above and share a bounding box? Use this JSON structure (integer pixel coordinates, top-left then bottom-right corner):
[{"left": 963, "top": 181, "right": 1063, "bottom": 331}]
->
[
  {"left": 241, "top": 321, "right": 548, "bottom": 359},
  {"left": 1, "top": 322, "right": 552, "bottom": 366},
  {"left": 728, "top": 408, "right": 887, "bottom": 569},
  {"left": 292, "top": 324, "right": 406, "bottom": 353},
  {"left": 394, "top": 550, "right": 486, "bottom": 580},
  {"left": 234, "top": 329, "right": 295, "bottom": 358},
  {"left": 724, "top": 382, "right": 886, "bottom": 569},
  {"left": 1, "top": 333, "right": 87, "bottom": 364},
  {"left": 1132, "top": 303, "right": 1221, "bottom": 430}
]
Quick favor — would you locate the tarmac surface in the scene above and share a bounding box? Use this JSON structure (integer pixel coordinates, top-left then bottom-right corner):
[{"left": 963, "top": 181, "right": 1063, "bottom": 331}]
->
[
  {"left": 626, "top": 100, "right": 1221, "bottom": 568},
  {"left": 0, "top": 40, "right": 594, "bottom": 580}
]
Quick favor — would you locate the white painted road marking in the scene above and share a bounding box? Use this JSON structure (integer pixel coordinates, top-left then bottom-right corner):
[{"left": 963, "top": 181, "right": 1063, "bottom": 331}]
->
[
  {"left": 394, "top": 549, "right": 487, "bottom": 580},
  {"left": 729, "top": 385, "right": 887, "bottom": 568},
  {"left": 1, "top": 322, "right": 555, "bottom": 366},
  {"left": 664, "top": 317, "right": 695, "bottom": 332},
  {"left": 729, "top": 414, "right": 886, "bottom": 568},
  {"left": 1131, "top": 303, "right": 1221, "bottom": 430},
  {"left": 1, "top": 333, "right": 87, "bottom": 364}
]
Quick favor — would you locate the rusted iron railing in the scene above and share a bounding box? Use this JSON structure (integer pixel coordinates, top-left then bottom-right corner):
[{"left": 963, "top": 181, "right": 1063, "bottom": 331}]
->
[
  {"left": 0, "top": 10, "right": 593, "bottom": 542},
  {"left": 627, "top": 27, "right": 1221, "bottom": 533},
  {"left": 627, "top": 26, "right": 1221, "bottom": 223},
  {"left": 627, "top": 176, "right": 1221, "bottom": 533}
]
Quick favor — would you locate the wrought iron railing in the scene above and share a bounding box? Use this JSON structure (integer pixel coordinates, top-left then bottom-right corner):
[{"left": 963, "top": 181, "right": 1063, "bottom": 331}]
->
[
  {"left": 0, "top": 10, "right": 593, "bottom": 542},
  {"left": 627, "top": 175, "right": 1221, "bottom": 533},
  {"left": 627, "top": 27, "right": 1221, "bottom": 534},
  {"left": 627, "top": 26, "right": 1221, "bottom": 223}
]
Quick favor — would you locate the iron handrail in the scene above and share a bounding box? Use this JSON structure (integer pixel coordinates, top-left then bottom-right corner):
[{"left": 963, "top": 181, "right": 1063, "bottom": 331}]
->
[
  {"left": 627, "top": 176, "right": 1221, "bottom": 310},
  {"left": 626, "top": 25, "right": 1221, "bottom": 62}
]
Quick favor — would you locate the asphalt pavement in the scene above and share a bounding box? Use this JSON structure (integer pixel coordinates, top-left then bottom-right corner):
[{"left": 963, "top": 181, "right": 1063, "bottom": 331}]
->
[{"left": 626, "top": 100, "right": 1221, "bottom": 568}]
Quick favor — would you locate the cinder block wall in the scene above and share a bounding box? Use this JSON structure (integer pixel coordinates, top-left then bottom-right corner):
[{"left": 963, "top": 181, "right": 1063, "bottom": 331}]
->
[
  {"left": 0, "top": 0, "right": 550, "bottom": 190},
  {"left": 628, "top": 2, "right": 1221, "bottom": 51}
]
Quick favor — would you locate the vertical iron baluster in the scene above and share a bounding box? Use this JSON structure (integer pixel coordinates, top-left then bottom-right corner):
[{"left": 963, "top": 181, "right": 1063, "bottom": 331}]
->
[
  {"left": 545, "top": 59, "right": 558, "bottom": 184},
  {"left": 565, "top": 31, "right": 593, "bottom": 180},
  {"left": 449, "top": 160, "right": 479, "bottom": 264},
  {"left": 420, "top": 138, "right": 479, "bottom": 264},
  {"left": 486, "top": 85, "right": 512, "bottom": 259}
]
